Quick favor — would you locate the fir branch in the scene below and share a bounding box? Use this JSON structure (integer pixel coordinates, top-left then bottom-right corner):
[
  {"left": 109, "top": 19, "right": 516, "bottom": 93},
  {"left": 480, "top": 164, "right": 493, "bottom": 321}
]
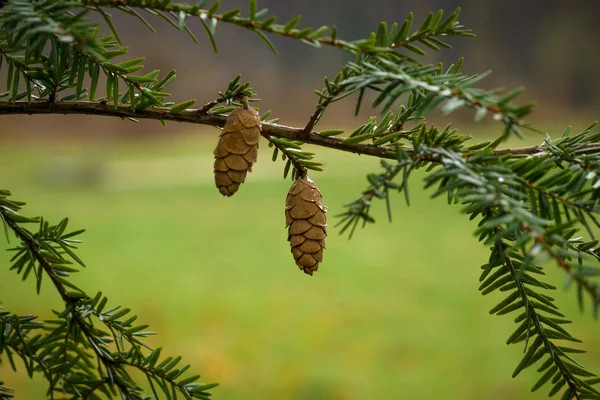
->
[
  {"left": 0, "top": 210, "right": 129, "bottom": 396},
  {"left": 258, "top": 110, "right": 322, "bottom": 179},
  {"left": 543, "top": 126, "right": 600, "bottom": 174},
  {"left": 340, "top": 60, "right": 533, "bottom": 138},
  {"left": 265, "top": 136, "right": 307, "bottom": 178},
  {"left": 0, "top": 383, "right": 13, "bottom": 400},
  {"left": 70, "top": 45, "right": 156, "bottom": 106},
  {"left": 495, "top": 241, "right": 588, "bottom": 400},
  {"left": 336, "top": 156, "right": 415, "bottom": 238},
  {"left": 0, "top": 49, "right": 42, "bottom": 101},
  {"left": 491, "top": 145, "right": 569, "bottom": 157},
  {"left": 0, "top": 309, "right": 45, "bottom": 376},
  {"left": 302, "top": 68, "right": 353, "bottom": 137},
  {"left": 2, "top": 2, "right": 600, "bottom": 398},
  {"left": 425, "top": 149, "right": 599, "bottom": 397},
  {"left": 198, "top": 95, "right": 228, "bottom": 115},
  {"left": 80, "top": 377, "right": 111, "bottom": 400},
  {"left": 2, "top": 213, "right": 72, "bottom": 302},
  {"left": 196, "top": 76, "right": 255, "bottom": 114},
  {"left": 0, "top": 191, "right": 216, "bottom": 399},
  {"left": 70, "top": 0, "right": 471, "bottom": 57},
  {"left": 521, "top": 180, "right": 598, "bottom": 223},
  {"left": 2, "top": 340, "right": 56, "bottom": 389},
  {"left": 526, "top": 229, "right": 600, "bottom": 315},
  {"left": 337, "top": 137, "right": 600, "bottom": 397},
  {"left": 3, "top": 101, "right": 600, "bottom": 164},
  {"left": 302, "top": 86, "right": 342, "bottom": 137}
]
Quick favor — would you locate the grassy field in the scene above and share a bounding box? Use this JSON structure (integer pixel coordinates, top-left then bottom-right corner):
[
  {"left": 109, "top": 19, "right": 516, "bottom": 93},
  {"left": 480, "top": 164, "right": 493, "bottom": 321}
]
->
[{"left": 1, "top": 131, "right": 598, "bottom": 399}]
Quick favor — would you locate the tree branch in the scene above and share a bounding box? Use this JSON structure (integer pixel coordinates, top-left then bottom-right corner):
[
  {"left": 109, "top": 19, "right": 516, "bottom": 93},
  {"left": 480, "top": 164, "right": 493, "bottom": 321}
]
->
[
  {"left": 0, "top": 100, "right": 401, "bottom": 159},
  {"left": 492, "top": 143, "right": 600, "bottom": 157},
  {"left": 498, "top": 240, "right": 583, "bottom": 400},
  {"left": 74, "top": 0, "right": 465, "bottom": 57},
  {"left": 3, "top": 100, "right": 600, "bottom": 161},
  {"left": 525, "top": 227, "right": 600, "bottom": 310},
  {"left": 0, "top": 212, "right": 129, "bottom": 396}
]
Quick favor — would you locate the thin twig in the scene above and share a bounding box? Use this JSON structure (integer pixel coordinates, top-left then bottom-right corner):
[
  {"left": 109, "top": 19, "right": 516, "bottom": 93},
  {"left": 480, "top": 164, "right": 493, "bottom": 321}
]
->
[
  {"left": 301, "top": 85, "right": 346, "bottom": 137},
  {"left": 197, "top": 96, "right": 226, "bottom": 115},
  {"left": 264, "top": 135, "right": 307, "bottom": 177}
]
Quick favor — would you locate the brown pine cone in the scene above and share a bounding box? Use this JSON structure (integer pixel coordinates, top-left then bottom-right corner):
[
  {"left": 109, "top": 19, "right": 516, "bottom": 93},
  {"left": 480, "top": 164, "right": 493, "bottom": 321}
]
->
[
  {"left": 285, "top": 177, "right": 327, "bottom": 275},
  {"left": 214, "top": 107, "right": 261, "bottom": 196}
]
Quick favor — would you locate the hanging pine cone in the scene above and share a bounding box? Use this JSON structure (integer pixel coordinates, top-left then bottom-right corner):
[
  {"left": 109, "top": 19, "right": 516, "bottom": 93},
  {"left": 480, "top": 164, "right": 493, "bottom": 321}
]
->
[
  {"left": 285, "top": 177, "right": 327, "bottom": 275},
  {"left": 214, "top": 107, "right": 261, "bottom": 196}
]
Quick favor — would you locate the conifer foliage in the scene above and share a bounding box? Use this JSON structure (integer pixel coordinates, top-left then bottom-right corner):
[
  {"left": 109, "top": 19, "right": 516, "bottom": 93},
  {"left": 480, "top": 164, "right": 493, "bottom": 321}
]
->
[{"left": 1, "top": 0, "right": 599, "bottom": 398}]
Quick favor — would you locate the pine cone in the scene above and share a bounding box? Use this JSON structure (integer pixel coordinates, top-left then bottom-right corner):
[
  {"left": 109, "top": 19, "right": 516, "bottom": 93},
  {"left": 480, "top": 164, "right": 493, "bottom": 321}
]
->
[
  {"left": 214, "top": 107, "right": 261, "bottom": 196},
  {"left": 285, "top": 177, "right": 327, "bottom": 275}
]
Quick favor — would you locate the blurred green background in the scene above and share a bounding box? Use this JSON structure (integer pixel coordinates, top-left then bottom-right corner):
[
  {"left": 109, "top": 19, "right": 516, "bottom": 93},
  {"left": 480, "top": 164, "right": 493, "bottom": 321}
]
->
[
  {"left": 1, "top": 0, "right": 600, "bottom": 399},
  {"left": 1, "top": 133, "right": 599, "bottom": 399}
]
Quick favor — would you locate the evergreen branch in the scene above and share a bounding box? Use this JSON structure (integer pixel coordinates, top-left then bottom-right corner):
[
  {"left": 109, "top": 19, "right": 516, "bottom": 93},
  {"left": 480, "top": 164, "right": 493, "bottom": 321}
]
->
[
  {"left": 0, "top": 309, "right": 45, "bottom": 380},
  {"left": 258, "top": 110, "right": 323, "bottom": 179},
  {"left": 198, "top": 95, "right": 228, "bottom": 115},
  {"left": 0, "top": 305, "right": 103, "bottom": 397},
  {"left": 489, "top": 143, "right": 600, "bottom": 157},
  {"left": 2, "top": 210, "right": 72, "bottom": 303},
  {"left": 0, "top": 100, "right": 402, "bottom": 159},
  {"left": 70, "top": 44, "right": 159, "bottom": 106},
  {"left": 335, "top": 157, "right": 415, "bottom": 238},
  {"left": 302, "top": 87, "right": 342, "bottom": 137},
  {"left": 0, "top": 382, "right": 14, "bottom": 400},
  {"left": 1, "top": 0, "right": 103, "bottom": 52},
  {"left": 2, "top": 340, "right": 56, "bottom": 388},
  {"left": 265, "top": 136, "right": 307, "bottom": 178},
  {"left": 80, "top": 377, "right": 111, "bottom": 399},
  {"left": 338, "top": 137, "right": 600, "bottom": 397},
  {"left": 521, "top": 180, "right": 600, "bottom": 223},
  {"left": 120, "top": 359, "right": 218, "bottom": 398},
  {"left": 0, "top": 303, "right": 105, "bottom": 397},
  {"left": 4, "top": 101, "right": 600, "bottom": 164},
  {"left": 495, "top": 241, "right": 587, "bottom": 400},
  {"left": 0, "top": 49, "right": 43, "bottom": 101},
  {"left": 542, "top": 124, "right": 600, "bottom": 174},
  {"left": 527, "top": 229, "right": 600, "bottom": 315},
  {"left": 0, "top": 209, "right": 131, "bottom": 396},
  {"left": 0, "top": 309, "right": 43, "bottom": 347},
  {"left": 340, "top": 60, "right": 534, "bottom": 138},
  {"left": 71, "top": 0, "right": 471, "bottom": 57},
  {"left": 303, "top": 68, "right": 354, "bottom": 136},
  {"left": 197, "top": 75, "right": 255, "bottom": 114},
  {"left": 0, "top": 190, "right": 216, "bottom": 399},
  {"left": 2, "top": 2, "right": 600, "bottom": 396},
  {"left": 422, "top": 149, "right": 598, "bottom": 397},
  {"left": 338, "top": 121, "right": 600, "bottom": 241},
  {"left": 1, "top": 0, "right": 181, "bottom": 107}
]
